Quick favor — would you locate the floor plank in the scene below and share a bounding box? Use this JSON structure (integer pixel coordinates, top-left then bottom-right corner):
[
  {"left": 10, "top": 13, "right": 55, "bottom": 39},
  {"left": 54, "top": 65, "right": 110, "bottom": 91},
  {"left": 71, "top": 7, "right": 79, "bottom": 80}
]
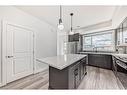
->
[{"left": 0, "top": 66, "right": 124, "bottom": 90}]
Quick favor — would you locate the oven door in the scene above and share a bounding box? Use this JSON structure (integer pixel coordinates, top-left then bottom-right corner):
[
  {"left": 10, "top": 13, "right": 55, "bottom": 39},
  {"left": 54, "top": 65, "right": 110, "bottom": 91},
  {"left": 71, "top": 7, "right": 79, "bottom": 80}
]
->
[
  {"left": 112, "top": 56, "right": 117, "bottom": 76},
  {"left": 115, "top": 58, "right": 127, "bottom": 89}
]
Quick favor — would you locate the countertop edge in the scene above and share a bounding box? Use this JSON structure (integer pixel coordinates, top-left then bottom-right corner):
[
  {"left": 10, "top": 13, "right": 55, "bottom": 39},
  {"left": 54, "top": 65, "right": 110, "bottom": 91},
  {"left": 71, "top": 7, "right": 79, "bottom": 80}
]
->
[{"left": 36, "top": 54, "right": 87, "bottom": 70}]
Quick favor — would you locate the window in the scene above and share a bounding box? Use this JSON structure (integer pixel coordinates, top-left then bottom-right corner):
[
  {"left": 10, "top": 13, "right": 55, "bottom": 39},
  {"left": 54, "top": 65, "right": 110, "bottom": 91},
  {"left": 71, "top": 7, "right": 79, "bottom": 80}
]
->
[
  {"left": 123, "top": 30, "right": 127, "bottom": 43},
  {"left": 117, "top": 27, "right": 127, "bottom": 45},
  {"left": 92, "top": 33, "right": 112, "bottom": 47},
  {"left": 83, "top": 36, "right": 93, "bottom": 51},
  {"left": 83, "top": 36, "right": 92, "bottom": 47},
  {"left": 83, "top": 30, "right": 115, "bottom": 52}
]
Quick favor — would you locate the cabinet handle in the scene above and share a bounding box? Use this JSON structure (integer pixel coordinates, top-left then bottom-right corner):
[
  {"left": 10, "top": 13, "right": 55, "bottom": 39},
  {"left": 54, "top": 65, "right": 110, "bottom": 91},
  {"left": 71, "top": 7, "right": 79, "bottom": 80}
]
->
[
  {"left": 74, "top": 68, "right": 78, "bottom": 76},
  {"left": 7, "top": 56, "right": 13, "bottom": 58}
]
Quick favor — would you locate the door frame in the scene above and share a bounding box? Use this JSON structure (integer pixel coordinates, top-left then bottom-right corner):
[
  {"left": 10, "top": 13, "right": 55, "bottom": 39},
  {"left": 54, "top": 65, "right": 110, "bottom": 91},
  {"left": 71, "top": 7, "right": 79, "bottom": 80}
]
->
[
  {"left": 0, "top": 21, "right": 6, "bottom": 87},
  {"left": 1, "top": 20, "right": 35, "bottom": 86}
]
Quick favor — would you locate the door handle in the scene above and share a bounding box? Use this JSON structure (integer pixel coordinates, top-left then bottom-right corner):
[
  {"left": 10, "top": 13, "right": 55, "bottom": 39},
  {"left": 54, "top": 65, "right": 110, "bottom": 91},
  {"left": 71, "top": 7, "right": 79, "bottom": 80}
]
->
[{"left": 7, "top": 56, "right": 13, "bottom": 58}]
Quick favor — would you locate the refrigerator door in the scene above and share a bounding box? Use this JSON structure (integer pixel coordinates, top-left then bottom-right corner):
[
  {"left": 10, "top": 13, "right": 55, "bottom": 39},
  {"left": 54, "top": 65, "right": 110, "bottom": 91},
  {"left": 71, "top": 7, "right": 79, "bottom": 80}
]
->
[{"left": 67, "top": 42, "right": 76, "bottom": 54}]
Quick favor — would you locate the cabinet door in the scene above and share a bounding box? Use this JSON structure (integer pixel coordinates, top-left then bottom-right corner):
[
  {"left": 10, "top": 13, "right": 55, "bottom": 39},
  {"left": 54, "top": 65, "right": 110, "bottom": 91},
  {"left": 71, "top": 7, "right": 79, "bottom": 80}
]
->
[
  {"left": 104, "top": 55, "right": 112, "bottom": 69},
  {"left": 68, "top": 35, "right": 74, "bottom": 42},
  {"left": 95, "top": 55, "right": 112, "bottom": 69},
  {"left": 68, "top": 65, "right": 75, "bottom": 89},
  {"left": 88, "top": 54, "right": 112, "bottom": 69},
  {"left": 95, "top": 54, "right": 105, "bottom": 68},
  {"left": 74, "top": 62, "right": 81, "bottom": 89},
  {"left": 88, "top": 54, "right": 99, "bottom": 66},
  {"left": 73, "top": 33, "right": 79, "bottom": 41},
  {"left": 80, "top": 58, "right": 86, "bottom": 80},
  {"left": 88, "top": 54, "right": 95, "bottom": 66},
  {"left": 68, "top": 61, "right": 81, "bottom": 89},
  {"left": 80, "top": 62, "right": 84, "bottom": 80},
  {"left": 112, "top": 56, "right": 117, "bottom": 76}
]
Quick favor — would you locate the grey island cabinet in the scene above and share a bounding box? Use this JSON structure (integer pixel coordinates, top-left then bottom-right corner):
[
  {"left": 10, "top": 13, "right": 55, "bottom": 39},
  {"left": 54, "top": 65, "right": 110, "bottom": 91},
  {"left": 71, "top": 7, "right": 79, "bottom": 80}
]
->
[{"left": 37, "top": 54, "right": 87, "bottom": 89}]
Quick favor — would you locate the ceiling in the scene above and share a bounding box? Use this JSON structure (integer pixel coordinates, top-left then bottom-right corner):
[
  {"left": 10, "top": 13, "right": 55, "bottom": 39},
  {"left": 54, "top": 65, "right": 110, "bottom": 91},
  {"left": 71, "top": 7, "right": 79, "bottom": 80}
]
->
[{"left": 17, "top": 6, "right": 116, "bottom": 31}]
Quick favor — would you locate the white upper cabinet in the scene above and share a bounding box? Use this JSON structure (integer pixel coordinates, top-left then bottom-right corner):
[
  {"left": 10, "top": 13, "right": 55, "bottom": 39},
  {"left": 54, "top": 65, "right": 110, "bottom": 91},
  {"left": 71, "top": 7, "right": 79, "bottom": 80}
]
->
[{"left": 117, "top": 18, "right": 127, "bottom": 46}]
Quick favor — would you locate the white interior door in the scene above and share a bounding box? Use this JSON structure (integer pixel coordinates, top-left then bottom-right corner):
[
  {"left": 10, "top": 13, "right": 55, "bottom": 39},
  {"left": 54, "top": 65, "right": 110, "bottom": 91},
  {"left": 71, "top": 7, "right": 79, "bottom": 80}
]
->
[
  {"left": 0, "top": 27, "right": 2, "bottom": 86},
  {"left": 0, "top": 61, "right": 1, "bottom": 86},
  {"left": 4, "top": 22, "right": 34, "bottom": 83}
]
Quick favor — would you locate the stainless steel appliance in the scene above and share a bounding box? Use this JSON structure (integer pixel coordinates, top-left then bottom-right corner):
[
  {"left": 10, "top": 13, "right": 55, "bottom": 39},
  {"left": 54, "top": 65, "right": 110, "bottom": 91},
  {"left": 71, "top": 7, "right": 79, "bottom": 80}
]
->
[
  {"left": 112, "top": 56, "right": 127, "bottom": 89},
  {"left": 67, "top": 34, "right": 82, "bottom": 54}
]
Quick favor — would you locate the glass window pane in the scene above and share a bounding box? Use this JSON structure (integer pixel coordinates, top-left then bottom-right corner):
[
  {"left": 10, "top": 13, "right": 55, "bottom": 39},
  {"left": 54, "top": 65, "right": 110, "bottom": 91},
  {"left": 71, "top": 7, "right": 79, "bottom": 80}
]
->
[
  {"left": 83, "top": 36, "right": 92, "bottom": 50},
  {"left": 92, "top": 33, "right": 112, "bottom": 47},
  {"left": 82, "top": 30, "right": 114, "bottom": 51},
  {"left": 123, "top": 30, "right": 127, "bottom": 43},
  {"left": 84, "top": 36, "right": 91, "bottom": 45}
]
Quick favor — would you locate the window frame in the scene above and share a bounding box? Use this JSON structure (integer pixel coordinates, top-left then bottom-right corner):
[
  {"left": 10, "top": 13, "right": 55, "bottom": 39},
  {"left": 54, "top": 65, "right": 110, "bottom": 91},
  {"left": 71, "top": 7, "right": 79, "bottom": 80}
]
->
[{"left": 82, "top": 29, "right": 115, "bottom": 52}]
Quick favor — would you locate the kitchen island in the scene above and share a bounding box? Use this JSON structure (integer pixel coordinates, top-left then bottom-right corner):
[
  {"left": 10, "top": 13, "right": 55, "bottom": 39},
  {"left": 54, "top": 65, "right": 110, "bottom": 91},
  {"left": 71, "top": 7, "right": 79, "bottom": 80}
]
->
[{"left": 37, "top": 54, "right": 87, "bottom": 89}]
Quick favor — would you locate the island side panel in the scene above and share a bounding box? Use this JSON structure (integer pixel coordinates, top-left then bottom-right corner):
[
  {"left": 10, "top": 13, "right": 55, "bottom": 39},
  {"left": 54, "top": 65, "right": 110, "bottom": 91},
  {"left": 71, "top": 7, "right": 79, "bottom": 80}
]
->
[
  {"left": 49, "top": 66, "right": 69, "bottom": 89},
  {"left": 68, "top": 61, "right": 81, "bottom": 89},
  {"left": 68, "top": 57, "right": 87, "bottom": 89}
]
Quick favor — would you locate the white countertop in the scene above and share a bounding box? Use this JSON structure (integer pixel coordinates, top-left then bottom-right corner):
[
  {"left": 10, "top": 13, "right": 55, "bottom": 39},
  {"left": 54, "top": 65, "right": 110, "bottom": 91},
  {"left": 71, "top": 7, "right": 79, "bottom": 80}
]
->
[
  {"left": 112, "top": 54, "right": 127, "bottom": 57},
  {"left": 36, "top": 54, "right": 87, "bottom": 70},
  {"left": 112, "top": 54, "right": 127, "bottom": 63}
]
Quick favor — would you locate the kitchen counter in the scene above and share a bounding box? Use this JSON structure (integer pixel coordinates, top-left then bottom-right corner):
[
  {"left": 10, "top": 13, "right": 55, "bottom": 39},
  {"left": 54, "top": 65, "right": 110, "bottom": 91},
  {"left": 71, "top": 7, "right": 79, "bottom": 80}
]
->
[
  {"left": 112, "top": 54, "right": 127, "bottom": 57},
  {"left": 78, "top": 51, "right": 117, "bottom": 55},
  {"left": 37, "top": 54, "right": 87, "bottom": 70},
  {"left": 78, "top": 51, "right": 115, "bottom": 69},
  {"left": 112, "top": 54, "right": 127, "bottom": 63}
]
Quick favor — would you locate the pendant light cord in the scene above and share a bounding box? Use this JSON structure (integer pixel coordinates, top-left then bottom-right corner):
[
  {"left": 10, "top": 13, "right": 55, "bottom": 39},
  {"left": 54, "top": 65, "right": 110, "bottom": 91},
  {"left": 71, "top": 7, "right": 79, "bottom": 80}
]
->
[
  {"left": 60, "top": 5, "right": 62, "bottom": 19},
  {"left": 71, "top": 14, "right": 72, "bottom": 31},
  {"left": 57, "top": 5, "right": 64, "bottom": 30},
  {"left": 59, "top": 5, "right": 62, "bottom": 24},
  {"left": 70, "top": 13, "right": 73, "bottom": 31}
]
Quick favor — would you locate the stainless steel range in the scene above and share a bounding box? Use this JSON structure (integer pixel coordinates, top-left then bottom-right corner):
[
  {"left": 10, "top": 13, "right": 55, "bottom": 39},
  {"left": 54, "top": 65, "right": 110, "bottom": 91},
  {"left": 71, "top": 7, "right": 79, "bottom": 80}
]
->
[{"left": 112, "top": 55, "right": 127, "bottom": 89}]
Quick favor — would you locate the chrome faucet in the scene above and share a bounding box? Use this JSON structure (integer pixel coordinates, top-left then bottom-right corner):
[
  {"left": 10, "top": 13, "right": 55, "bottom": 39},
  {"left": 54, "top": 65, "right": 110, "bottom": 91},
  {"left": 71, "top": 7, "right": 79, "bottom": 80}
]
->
[{"left": 93, "top": 47, "right": 97, "bottom": 52}]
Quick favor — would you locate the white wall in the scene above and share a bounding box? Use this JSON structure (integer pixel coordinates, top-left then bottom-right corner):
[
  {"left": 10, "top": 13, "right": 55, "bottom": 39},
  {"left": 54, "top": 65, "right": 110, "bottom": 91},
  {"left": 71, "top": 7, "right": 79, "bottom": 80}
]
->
[
  {"left": 111, "top": 6, "right": 127, "bottom": 53},
  {"left": 112, "top": 6, "right": 127, "bottom": 28},
  {"left": 78, "top": 6, "right": 127, "bottom": 34},
  {"left": 75, "top": 20, "right": 113, "bottom": 34},
  {"left": 0, "top": 6, "right": 57, "bottom": 74},
  {"left": 77, "top": 26, "right": 112, "bottom": 34},
  {"left": 0, "top": 25, "right": 1, "bottom": 85},
  {"left": 57, "top": 30, "right": 68, "bottom": 55}
]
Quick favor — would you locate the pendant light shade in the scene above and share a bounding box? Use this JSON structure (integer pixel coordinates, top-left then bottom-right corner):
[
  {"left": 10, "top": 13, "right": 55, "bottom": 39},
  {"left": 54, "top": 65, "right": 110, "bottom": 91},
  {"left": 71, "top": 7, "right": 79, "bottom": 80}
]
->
[
  {"left": 57, "top": 5, "right": 64, "bottom": 30},
  {"left": 58, "top": 19, "right": 64, "bottom": 30}
]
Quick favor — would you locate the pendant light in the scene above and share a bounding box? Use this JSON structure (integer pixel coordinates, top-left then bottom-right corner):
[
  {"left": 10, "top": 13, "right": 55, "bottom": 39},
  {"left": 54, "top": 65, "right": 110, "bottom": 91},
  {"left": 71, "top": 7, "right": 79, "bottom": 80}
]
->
[
  {"left": 69, "top": 13, "right": 74, "bottom": 35},
  {"left": 57, "top": 5, "right": 64, "bottom": 30}
]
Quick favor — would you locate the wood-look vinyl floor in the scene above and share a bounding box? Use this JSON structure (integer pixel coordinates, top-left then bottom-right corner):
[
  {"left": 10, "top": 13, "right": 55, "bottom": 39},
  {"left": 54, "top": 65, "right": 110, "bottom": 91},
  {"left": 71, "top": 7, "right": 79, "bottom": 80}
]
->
[{"left": 0, "top": 66, "right": 124, "bottom": 90}]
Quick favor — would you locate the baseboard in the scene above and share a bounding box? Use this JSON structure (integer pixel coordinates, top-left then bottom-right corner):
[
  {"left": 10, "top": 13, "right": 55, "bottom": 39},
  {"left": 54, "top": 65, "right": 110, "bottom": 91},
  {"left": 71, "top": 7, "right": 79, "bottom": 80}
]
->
[{"left": 34, "top": 67, "right": 49, "bottom": 74}]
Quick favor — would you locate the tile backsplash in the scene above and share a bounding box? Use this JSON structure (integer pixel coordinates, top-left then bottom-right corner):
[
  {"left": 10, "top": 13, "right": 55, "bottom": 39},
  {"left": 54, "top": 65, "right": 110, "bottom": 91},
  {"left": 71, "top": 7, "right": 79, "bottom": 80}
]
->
[{"left": 117, "top": 46, "right": 127, "bottom": 54}]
